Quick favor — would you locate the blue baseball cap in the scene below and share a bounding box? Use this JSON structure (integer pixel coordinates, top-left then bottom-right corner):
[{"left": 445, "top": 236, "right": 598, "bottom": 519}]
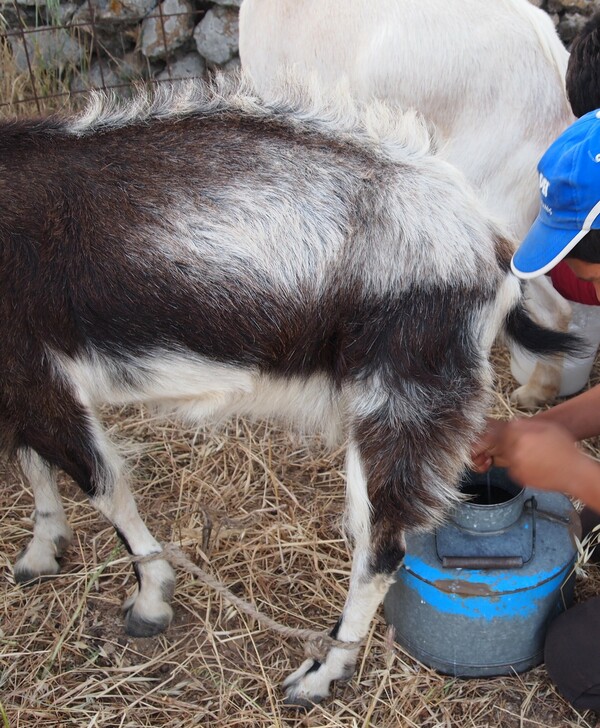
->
[{"left": 511, "top": 108, "right": 600, "bottom": 279}]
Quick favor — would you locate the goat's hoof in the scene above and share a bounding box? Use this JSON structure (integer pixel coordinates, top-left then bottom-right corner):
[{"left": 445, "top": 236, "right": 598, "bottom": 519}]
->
[
  {"left": 123, "top": 603, "right": 173, "bottom": 638},
  {"left": 282, "top": 658, "right": 333, "bottom": 707},
  {"left": 282, "top": 693, "right": 324, "bottom": 710},
  {"left": 14, "top": 566, "right": 58, "bottom": 585},
  {"left": 510, "top": 385, "right": 552, "bottom": 409},
  {"left": 13, "top": 549, "right": 61, "bottom": 585},
  {"left": 337, "top": 664, "right": 356, "bottom": 683},
  {"left": 282, "top": 651, "right": 357, "bottom": 707}
]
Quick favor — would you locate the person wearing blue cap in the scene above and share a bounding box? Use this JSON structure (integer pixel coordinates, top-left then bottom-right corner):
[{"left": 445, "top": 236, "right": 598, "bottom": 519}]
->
[
  {"left": 472, "top": 107, "right": 600, "bottom": 713},
  {"left": 511, "top": 108, "right": 600, "bottom": 281},
  {"left": 475, "top": 108, "right": 600, "bottom": 507}
]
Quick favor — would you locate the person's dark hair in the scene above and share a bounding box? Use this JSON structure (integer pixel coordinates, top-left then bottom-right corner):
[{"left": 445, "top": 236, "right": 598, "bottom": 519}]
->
[
  {"left": 566, "top": 12, "right": 600, "bottom": 118},
  {"left": 565, "top": 229, "right": 600, "bottom": 263}
]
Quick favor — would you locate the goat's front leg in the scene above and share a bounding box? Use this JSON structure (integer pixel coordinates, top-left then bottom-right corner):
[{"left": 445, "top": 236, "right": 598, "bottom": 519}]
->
[
  {"left": 283, "top": 441, "right": 404, "bottom": 707},
  {"left": 13, "top": 448, "right": 73, "bottom": 583}
]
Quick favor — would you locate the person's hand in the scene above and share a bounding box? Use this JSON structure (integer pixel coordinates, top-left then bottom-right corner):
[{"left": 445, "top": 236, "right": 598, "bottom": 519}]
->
[
  {"left": 472, "top": 414, "right": 600, "bottom": 510},
  {"left": 493, "top": 419, "right": 581, "bottom": 493},
  {"left": 470, "top": 418, "right": 510, "bottom": 472}
]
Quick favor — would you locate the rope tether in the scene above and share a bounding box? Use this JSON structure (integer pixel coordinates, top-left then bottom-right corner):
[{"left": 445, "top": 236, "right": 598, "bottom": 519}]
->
[{"left": 130, "top": 544, "right": 364, "bottom": 661}]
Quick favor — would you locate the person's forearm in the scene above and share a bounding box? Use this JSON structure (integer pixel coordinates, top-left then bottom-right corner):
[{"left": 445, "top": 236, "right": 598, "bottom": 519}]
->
[{"left": 534, "top": 383, "right": 600, "bottom": 442}]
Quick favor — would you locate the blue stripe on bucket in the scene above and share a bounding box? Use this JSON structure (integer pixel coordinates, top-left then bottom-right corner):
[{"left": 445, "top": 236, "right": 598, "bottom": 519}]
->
[
  {"left": 401, "top": 559, "right": 573, "bottom": 619},
  {"left": 403, "top": 553, "right": 567, "bottom": 591}
]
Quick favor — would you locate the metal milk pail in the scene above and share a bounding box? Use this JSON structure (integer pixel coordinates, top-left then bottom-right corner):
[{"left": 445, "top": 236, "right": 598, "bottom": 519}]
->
[{"left": 383, "top": 468, "right": 581, "bottom": 677}]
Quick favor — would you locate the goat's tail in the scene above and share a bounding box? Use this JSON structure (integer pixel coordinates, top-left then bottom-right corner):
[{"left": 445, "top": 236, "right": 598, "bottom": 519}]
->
[{"left": 504, "top": 303, "right": 583, "bottom": 358}]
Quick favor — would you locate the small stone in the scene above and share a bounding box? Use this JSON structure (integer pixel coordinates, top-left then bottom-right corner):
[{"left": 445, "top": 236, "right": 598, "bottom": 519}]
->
[
  {"left": 222, "top": 55, "right": 240, "bottom": 72},
  {"left": 71, "top": 61, "right": 122, "bottom": 93},
  {"left": 71, "top": 61, "right": 123, "bottom": 93},
  {"left": 156, "top": 51, "right": 205, "bottom": 81},
  {"left": 74, "top": 0, "right": 157, "bottom": 25},
  {"left": 559, "top": 11, "right": 592, "bottom": 43},
  {"left": 211, "top": 0, "right": 242, "bottom": 6},
  {"left": 71, "top": 53, "right": 150, "bottom": 94},
  {"left": 141, "top": 0, "right": 195, "bottom": 60},
  {"left": 10, "top": 27, "right": 84, "bottom": 73},
  {"left": 194, "top": 5, "right": 239, "bottom": 65}
]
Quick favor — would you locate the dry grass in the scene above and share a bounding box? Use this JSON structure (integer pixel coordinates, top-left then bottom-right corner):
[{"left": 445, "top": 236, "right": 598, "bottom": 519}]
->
[
  {"left": 0, "top": 29, "right": 91, "bottom": 117},
  {"left": 2, "top": 82, "right": 600, "bottom": 728},
  {"left": 1, "top": 347, "right": 600, "bottom": 728}
]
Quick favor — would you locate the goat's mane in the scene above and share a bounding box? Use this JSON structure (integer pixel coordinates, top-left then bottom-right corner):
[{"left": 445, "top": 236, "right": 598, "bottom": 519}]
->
[{"left": 68, "top": 72, "right": 435, "bottom": 162}]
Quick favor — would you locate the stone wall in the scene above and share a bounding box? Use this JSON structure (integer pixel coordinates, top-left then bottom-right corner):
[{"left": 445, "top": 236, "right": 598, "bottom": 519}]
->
[
  {"left": 533, "top": 0, "right": 600, "bottom": 43},
  {"left": 1, "top": 0, "right": 600, "bottom": 100},
  {"left": 1, "top": 0, "right": 242, "bottom": 98}
]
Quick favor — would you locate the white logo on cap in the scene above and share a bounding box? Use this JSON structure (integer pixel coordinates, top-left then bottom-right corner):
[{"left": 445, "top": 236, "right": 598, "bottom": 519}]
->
[{"left": 539, "top": 173, "right": 550, "bottom": 197}]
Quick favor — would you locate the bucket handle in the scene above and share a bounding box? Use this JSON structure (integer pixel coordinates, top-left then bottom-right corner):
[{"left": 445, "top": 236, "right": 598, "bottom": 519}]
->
[{"left": 436, "top": 497, "right": 537, "bottom": 570}]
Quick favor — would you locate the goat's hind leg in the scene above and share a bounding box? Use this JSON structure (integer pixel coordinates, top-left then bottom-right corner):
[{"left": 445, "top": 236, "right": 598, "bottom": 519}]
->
[
  {"left": 19, "top": 391, "right": 175, "bottom": 637},
  {"left": 83, "top": 426, "right": 176, "bottom": 637},
  {"left": 13, "top": 449, "right": 73, "bottom": 583},
  {"left": 283, "top": 382, "right": 472, "bottom": 707}
]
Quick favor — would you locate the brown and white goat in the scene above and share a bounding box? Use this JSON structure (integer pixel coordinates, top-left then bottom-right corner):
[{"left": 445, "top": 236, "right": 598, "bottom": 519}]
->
[
  {"left": 0, "top": 79, "right": 575, "bottom": 706},
  {"left": 239, "top": 0, "right": 578, "bottom": 407}
]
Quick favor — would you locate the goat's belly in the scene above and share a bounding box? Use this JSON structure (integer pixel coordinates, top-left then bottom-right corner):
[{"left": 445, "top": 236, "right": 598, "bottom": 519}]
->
[
  {"left": 57, "top": 349, "right": 342, "bottom": 440},
  {"left": 233, "top": 372, "right": 342, "bottom": 441}
]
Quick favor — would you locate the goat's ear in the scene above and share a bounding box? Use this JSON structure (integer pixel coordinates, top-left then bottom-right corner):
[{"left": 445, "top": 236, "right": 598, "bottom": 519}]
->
[{"left": 494, "top": 234, "right": 514, "bottom": 272}]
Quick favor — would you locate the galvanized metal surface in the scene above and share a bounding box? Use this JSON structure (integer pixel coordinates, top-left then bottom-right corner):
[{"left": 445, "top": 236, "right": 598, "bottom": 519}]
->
[
  {"left": 450, "top": 468, "right": 525, "bottom": 532},
  {"left": 384, "top": 480, "right": 581, "bottom": 677}
]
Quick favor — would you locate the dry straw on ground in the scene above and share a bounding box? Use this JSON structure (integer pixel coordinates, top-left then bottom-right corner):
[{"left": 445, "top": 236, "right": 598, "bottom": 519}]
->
[
  {"left": 0, "top": 352, "right": 600, "bottom": 728},
  {"left": 2, "top": 347, "right": 600, "bottom": 728},
  {"left": 2, "top": 85, "right": 600, "bottom": 727}
]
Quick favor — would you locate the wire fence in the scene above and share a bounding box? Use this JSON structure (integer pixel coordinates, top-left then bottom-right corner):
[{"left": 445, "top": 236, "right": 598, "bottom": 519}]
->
[{"left": 0, "top": 0, "right": 223, "bottom": 114}]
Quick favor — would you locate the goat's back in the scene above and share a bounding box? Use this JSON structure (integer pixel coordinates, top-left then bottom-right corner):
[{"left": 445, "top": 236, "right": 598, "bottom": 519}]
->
[{"left": 0, "top": 82, "right": 517, "bottom": 410}]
